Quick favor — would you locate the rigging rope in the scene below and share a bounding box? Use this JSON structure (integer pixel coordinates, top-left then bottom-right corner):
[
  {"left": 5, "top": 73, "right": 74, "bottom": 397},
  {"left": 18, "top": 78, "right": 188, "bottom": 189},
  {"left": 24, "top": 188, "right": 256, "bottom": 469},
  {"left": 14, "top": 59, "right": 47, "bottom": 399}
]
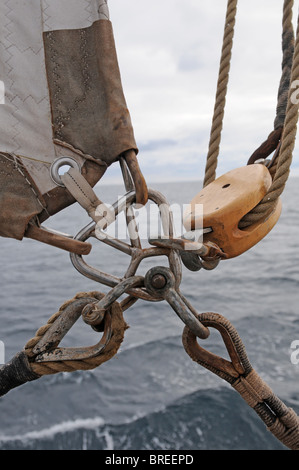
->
[
  {"left": 240, "top": 0, "right": 299, "bottom": 228},
  {"left": 192, "top": 2, "right": 299, "bottom": 450},
  {"left": 0, "top": 291, "right": 128, "bottom": 397},
  {"left": 203, "top": 0, "right": 238, "bottom": 188},
  {"left": 275, "top": 0, "right": 295, "bottom": 131},
  {"left": 203, "top": 0, "right": 299, "bottom": 230},
  {"left": 24, "top": 292, "right": 128, "bottom": 377}
]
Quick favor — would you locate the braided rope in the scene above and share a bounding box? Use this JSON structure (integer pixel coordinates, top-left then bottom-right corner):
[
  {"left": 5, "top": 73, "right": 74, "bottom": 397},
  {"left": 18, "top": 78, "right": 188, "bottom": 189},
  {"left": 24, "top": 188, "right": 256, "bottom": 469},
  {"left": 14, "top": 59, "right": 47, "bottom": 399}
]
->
[
  {"left": 24, "top": 292, "right": 128, "bottom": 376},
  {"left": 203, "top": 0, "right": 238, "bottom": 187},
  {"left": 240, "top": 7, "right": 299, "bottom": 228}
]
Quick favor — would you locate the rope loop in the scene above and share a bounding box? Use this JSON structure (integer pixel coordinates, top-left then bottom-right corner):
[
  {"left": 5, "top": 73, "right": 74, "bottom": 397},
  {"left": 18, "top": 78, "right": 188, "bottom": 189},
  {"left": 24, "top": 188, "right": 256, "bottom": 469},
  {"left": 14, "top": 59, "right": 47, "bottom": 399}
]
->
[
  {"left": 0, "top": 292, "right": 128, "bottom": 396},
  {"left": 24, "top": 291, "right": 128, "bottom": 376},
  {"left": 204, "top": 0, "right": 299, "bottom": 230},
  {"left": 182, "top": 312, "right": 299, "bottom": 450},
  {"left": 241, "top": 0, "right": 298, "bottom": 228}
]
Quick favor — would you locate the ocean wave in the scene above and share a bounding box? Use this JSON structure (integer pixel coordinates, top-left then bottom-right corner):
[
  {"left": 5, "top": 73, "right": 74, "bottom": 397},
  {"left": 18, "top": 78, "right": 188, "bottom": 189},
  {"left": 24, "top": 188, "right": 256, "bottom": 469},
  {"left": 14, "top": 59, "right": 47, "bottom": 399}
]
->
[
  {"left": 0, "top": 416, "right": 105, "bottom": 444},
  {"left": 0, "top": 387, "right": 293, "bottom": 450}
]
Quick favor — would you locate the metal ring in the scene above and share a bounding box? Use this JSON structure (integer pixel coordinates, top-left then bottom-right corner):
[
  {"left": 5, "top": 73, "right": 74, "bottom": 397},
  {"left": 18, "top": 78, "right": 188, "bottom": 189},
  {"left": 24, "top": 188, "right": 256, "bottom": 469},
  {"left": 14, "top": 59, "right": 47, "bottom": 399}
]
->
[{"left": 50, "top": 157, "right": 81, "bottom": 187}]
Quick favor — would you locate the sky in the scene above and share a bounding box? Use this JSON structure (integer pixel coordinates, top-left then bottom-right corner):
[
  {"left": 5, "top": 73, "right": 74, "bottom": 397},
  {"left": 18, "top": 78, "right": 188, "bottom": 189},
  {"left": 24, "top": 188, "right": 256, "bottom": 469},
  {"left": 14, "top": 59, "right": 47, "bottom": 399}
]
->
[{"left": 101, "top": 0, "right": 299, "bottom": 184}]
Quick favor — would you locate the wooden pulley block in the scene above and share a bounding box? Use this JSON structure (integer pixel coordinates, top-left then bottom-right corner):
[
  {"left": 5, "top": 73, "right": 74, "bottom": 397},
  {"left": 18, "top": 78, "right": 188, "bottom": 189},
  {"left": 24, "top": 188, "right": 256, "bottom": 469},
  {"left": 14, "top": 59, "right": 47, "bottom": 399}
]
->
[{"left": 183, "top": 165, "right": 282, "bottom": 259}]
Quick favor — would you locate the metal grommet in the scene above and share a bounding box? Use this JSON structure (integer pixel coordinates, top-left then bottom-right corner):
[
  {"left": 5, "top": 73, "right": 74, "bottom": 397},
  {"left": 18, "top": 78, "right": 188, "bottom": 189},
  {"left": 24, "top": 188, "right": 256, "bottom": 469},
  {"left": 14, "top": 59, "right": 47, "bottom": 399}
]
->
[{"left": 50, "top": 157, "right": 81, "bottom": 187}]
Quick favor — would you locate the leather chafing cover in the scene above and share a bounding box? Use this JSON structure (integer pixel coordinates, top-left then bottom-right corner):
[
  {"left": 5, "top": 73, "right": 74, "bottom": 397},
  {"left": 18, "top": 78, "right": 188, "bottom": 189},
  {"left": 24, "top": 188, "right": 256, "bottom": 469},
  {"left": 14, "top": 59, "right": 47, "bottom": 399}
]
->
[
  {"left": 0, "top": 154, "right": 46, "bottom": 240},
  {"left": 0, "top": 7, "right": 137, "bottom": 240},
  {"left": 43, "top": 20, "right": 137, "bottom": 165}
]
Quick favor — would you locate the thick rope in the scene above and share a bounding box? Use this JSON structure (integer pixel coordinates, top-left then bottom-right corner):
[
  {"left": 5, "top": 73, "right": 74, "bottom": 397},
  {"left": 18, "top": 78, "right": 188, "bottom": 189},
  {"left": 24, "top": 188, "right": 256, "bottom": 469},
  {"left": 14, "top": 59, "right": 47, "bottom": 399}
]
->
[
  {"left": 203, "top": 0, "right": 238, "bottom": 187},
  {"left": 275, "top": 0, "right": 295, "bottom": 130},
  {"left": 24, "top": 292, "right": 128, "bottom": 376},
  {"left": 246, "top": 1, "right": 295, "bottom": 170},
  {"left": 240, "top": 4, "right": 299, "bottom": 228}
]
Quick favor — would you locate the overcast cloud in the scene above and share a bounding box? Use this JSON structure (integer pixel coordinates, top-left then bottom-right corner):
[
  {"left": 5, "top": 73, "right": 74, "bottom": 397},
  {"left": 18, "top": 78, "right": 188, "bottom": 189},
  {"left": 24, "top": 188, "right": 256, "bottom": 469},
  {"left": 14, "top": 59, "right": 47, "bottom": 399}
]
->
[{"left": 102, "top": 0, "right": 299, "bottom": 184}]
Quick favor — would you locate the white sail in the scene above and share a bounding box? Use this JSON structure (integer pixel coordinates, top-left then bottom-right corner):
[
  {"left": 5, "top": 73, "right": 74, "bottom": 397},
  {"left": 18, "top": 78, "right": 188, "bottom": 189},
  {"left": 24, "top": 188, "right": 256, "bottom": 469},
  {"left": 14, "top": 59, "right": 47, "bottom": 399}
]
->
[
  {"left": 0, "top": 0, "right": 138, "bottom": 245},
  {"left": 0, "top": 0, "right": 110, "bottom": 194}
]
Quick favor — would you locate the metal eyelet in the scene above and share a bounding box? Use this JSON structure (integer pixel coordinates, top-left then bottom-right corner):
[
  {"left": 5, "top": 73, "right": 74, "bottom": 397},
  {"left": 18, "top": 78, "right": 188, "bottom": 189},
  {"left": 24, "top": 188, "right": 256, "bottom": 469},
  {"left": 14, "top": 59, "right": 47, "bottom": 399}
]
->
[{"left": 50, "top": 157, "right": 81, "bottom": 187}]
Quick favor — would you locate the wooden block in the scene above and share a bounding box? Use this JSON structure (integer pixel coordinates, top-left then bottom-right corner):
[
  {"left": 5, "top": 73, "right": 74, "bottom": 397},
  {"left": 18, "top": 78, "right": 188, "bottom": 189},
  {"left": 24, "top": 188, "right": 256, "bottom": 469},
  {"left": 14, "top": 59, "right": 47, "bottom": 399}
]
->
[{"left": 183, "top": 165, "right": 281, "bottom": 259}]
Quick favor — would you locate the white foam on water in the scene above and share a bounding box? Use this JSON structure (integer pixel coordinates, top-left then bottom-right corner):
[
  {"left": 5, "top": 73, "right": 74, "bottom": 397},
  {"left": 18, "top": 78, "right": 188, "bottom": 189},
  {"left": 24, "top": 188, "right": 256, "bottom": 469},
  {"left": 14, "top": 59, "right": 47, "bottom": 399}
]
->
[{"left": 0, "top": 416, "right": 105, "bottom": 443}]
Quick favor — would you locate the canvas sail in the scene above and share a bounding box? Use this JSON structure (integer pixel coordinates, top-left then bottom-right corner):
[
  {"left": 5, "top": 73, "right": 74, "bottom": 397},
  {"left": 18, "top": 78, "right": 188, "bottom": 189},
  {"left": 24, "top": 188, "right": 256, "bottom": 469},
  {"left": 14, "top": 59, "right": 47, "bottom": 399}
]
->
[{"left": 0, "top": 0, "right": 137, "bottom": 245}]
